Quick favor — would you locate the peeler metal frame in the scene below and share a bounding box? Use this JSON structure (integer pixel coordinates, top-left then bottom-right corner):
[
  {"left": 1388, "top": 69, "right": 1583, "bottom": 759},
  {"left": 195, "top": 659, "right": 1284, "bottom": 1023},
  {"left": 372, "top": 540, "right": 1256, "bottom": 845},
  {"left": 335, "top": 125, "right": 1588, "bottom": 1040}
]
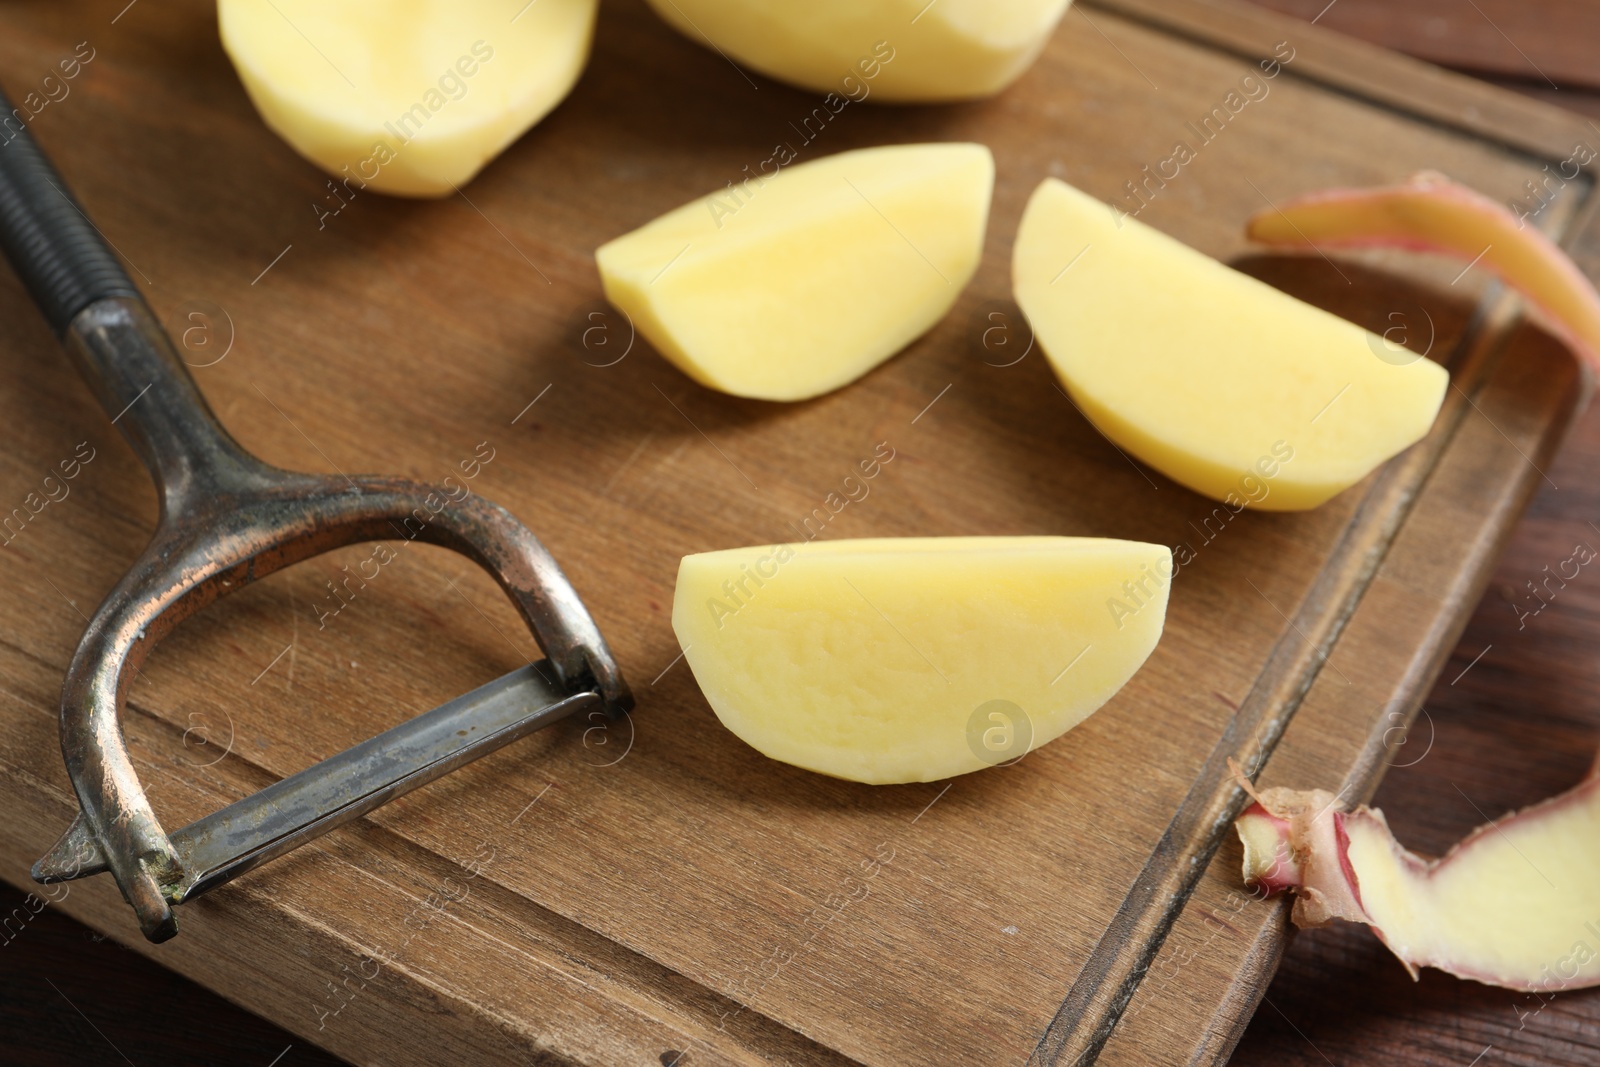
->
[{"left": 0, "top": 90, "right": 632, "bottom": 942}]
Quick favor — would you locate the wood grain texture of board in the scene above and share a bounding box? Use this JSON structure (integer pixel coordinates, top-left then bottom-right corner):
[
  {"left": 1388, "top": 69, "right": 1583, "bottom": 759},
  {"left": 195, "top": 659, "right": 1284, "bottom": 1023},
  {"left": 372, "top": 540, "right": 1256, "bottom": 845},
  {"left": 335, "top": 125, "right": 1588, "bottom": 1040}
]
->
[{"left": 0, "top": 1, "right": 1594, "bottom": 1064}]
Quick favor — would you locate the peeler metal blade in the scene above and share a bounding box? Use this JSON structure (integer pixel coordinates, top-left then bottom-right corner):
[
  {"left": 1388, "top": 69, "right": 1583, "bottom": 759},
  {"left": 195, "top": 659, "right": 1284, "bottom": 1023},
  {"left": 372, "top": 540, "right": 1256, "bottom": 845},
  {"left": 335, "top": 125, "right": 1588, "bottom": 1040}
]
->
[{"left": 34, "top": 663, "right": 597, "bottom": 901}]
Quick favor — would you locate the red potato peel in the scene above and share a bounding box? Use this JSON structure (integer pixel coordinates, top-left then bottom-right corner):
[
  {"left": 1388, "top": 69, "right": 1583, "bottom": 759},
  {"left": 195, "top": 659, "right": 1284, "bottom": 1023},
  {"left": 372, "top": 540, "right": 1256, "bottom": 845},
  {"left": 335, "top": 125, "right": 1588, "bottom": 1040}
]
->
[
  {"left": 1236, "top": 772, "right": 1600, "bottom": 992},
  {"left": 1246, "top": 171, "right": 1600, "bottom": 379}
]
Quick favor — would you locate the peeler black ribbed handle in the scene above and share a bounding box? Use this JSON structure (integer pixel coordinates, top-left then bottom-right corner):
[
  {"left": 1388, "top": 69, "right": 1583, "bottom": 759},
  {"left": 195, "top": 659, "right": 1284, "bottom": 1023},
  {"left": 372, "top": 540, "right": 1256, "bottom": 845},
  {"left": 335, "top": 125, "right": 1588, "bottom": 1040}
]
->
[{"left": 0, "top": 88, "right": 140, "bottom": 336}]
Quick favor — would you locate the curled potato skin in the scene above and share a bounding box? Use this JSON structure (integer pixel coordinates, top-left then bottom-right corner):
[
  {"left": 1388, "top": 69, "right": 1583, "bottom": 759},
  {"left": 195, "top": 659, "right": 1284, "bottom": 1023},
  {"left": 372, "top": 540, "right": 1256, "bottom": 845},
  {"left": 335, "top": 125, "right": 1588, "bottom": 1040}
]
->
[{"left": 1247, "top": 171, "right": 1600, "bottom": 378}]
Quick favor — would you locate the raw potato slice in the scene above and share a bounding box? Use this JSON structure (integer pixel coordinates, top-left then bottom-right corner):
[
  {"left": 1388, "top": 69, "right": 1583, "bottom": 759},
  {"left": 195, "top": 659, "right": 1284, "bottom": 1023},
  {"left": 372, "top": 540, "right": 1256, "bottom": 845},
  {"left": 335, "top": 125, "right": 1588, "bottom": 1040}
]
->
[
  {"left": 218, "top": 0, "right": 598, "bottom": 197},
  {"left": 1236, "top": 776, "right": 1600, "bottom": 991},
  {"left": 643, "top": 0, "right": 1072, "bottom": 102},
  {"left": 672, "top": 537, "right": 1171, "bottom": 784},
  {"left": 598, "top": 144, "right": 993, "bottom": 401},
  {"left": 1012, "top": 179, "right": 1450, "bottom": 511}
]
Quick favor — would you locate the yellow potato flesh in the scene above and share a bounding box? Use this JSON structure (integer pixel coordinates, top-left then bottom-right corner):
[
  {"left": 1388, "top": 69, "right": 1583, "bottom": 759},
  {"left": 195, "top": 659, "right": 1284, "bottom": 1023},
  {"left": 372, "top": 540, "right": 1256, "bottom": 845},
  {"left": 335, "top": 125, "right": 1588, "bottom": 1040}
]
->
[
  {"left": 218, "top": 0, "right": 597, "bottom": 197},
  {"left": 1013, "top": 179, "right": 1449, "bottom": 511},
  {"left": 643, "top": 0, "right": 1072, "bottom": 102},
  {"left": 672, "top": 537, "right": 1170, "bottom": 784},
  {"left": 597, "top": 143, "right": 992, "bottom": 402}
]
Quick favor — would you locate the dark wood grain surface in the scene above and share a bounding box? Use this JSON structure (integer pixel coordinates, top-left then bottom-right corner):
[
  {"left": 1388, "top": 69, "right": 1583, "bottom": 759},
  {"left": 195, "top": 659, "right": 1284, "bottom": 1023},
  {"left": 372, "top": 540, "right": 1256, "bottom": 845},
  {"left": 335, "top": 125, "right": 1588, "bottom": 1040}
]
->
[
  {"left": 1245, "top": 0, "right": 1600, "bottom": 89},
  {"left": 1, "top": 2, "right": 1596, "bottom": 1066}
]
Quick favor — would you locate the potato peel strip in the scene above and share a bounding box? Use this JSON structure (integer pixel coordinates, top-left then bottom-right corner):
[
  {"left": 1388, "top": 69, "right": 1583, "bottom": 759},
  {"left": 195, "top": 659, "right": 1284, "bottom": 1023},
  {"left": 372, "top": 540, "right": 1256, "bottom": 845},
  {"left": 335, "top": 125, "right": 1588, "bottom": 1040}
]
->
[{"left": 1246, "top": 171, "right": 1600, "bottom": 379}]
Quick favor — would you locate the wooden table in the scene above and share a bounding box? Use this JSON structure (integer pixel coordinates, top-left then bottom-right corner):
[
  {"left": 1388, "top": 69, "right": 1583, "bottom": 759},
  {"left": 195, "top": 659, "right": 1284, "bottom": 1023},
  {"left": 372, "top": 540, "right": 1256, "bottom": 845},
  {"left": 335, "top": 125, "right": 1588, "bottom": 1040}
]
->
[{"left": 3, "top": 2, "right": 1598, "bottom": 1065}]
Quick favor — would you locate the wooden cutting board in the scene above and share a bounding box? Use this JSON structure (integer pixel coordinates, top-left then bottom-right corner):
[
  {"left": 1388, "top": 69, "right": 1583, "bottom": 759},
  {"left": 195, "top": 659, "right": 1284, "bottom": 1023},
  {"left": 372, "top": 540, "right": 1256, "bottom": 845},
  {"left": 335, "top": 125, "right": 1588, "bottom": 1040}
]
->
[{"left": 0, "top": 1, "right": 1594, "bottom": 1064}]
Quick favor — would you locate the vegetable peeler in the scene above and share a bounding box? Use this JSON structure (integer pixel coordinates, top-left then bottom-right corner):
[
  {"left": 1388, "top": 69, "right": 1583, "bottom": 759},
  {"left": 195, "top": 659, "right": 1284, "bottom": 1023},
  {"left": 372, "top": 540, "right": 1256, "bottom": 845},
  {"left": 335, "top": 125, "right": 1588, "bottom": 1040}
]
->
[{"left": 0, "top": 89, "right": 632, "bottom": 943}]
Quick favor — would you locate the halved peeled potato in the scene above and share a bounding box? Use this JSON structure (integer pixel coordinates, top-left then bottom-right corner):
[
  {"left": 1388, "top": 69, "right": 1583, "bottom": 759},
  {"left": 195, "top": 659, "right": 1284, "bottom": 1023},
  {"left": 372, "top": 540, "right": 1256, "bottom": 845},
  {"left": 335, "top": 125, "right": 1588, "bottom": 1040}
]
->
[
  {"left": 218, "top": 0, "right": 598, "bottom": 197},
  {"left": 644, "top": 0, "right": 1073, "bottom": 102},
  {"left": 1012, "top": 179, "right": 1449, "bottom": 511},
  {"left": 597, "top": 143, "right": 993, "bottom": 401},
  {"left": 672, "top": 537, "right": 1171, "bottom": 784}
]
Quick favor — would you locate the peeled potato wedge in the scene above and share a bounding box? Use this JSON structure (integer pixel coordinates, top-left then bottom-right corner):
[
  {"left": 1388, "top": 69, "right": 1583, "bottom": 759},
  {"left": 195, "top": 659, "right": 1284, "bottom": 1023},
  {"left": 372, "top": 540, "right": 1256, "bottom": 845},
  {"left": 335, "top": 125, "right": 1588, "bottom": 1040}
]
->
[
  {"left": 672, "top": 537, "right": 1171, "bottom": 784},
  {"left": 218, "top": 0, "right": 598, "bottom": 197},
  {"left": 597, "top": 143, "right": 993, "bottom": 401},
  {"left": 1013, "top": 179, "right": 1449, "bottom": 511},
  {"left": 644, "top": 0, "right": 1073, "bottom": 102}
]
